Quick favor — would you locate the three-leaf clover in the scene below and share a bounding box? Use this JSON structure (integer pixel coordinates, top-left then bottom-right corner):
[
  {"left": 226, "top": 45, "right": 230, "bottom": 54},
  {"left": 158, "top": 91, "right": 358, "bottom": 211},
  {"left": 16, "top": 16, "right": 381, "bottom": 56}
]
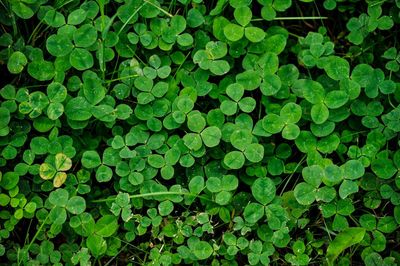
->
[
  {"left": 40, "top": 153, "right": 72, "bottom": 187},
  {"left": 223, "top": 7, "right": 265, "bottom": 42},
  {"left": 220, "top": 83, "right": 256, "bottom": 115},
  {"left": 243, "top": 177, "right": 277, "bottom": 224},
  {"left": 193, "top": 41, "right": 230, "bottom": 75}
]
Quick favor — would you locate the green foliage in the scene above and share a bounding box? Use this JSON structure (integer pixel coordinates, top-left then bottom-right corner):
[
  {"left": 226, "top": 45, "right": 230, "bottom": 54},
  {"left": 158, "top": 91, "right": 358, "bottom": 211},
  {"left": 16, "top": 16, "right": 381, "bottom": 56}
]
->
[
  {"left": 1, "top": 0, "right": 400, "bottom": 265},
  {"left": 326, "top": 227, "right": 366, "bottom": 264}
]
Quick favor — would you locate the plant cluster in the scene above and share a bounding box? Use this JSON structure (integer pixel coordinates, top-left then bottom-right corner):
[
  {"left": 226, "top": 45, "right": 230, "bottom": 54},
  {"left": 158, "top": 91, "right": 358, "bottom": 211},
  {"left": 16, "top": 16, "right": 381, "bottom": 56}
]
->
[{"left": 1, "top": 0, "right": 400, "bottom": 265}]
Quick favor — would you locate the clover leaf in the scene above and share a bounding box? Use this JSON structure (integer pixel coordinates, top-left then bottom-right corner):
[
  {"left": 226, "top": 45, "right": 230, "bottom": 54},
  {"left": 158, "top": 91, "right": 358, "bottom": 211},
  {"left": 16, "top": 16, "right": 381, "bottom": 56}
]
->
[
  {"left": 28, "top": 60, "right": 55, "bottom": 81},
  {"left": 244, "top": 143, "right": 264, "bottom": 163},
  {"left": 224, "top": 23, "right": 244, "bottom": 42},
  {"left": 46, "top": 34, "right": 74, "bottom": 57},
  {"left": 200, "top": 126, "right": 222, "bottom": 147},
  {"left": 371, "top": 158, "right": 397, "bottom": 179},
  {"left": 252, "top": 177, "right": 276, "bottom": 205},
  {"left": 192, "top": 240, "right": 213, "bottom": 260},
  {"left": 81, "top": 151, "right": 101, "bottom": 169},
  {"left": 70, "top": 48, "right": 94, "bottom": 70},
  {"left": 224, "top": 151, "right": 245, "bottom": 169},
  {"left": 8, "top": 51, "right": 28, "bottom": 74},
  {"left": 323, "top": 56, "right": 350, "bottom": 81},
  {"left": 244, "top": 202, "right": 265, "bottom": 224},
  {"left": 65, "top": 97, "right": 92, "bottom": 121},
  {"left": 230, "top": 129, "right": 253, "bottom": 151},
  {"left": 73, "top": 24, "right": 97, "bottom": 48}
]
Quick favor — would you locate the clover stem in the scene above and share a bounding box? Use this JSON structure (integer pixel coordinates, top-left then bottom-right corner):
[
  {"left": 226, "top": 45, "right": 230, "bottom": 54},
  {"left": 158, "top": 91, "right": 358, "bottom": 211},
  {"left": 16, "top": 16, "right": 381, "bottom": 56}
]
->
[
  {"left": 369, "top": 0, "right": 385, "bottom": 7},
  {"left": 388, "top": 95, "right": 396, "bottom": 109},
  {"left": 288, "top": 32, "right": 302, "bottom": 39},
  {"left": 23, "top": 84, "right": 49, "bottom": 89},
  {"left": 168, "top": 0, "right": 178, "bottom": 14},
  {"left": 322, "top": 218, "right": 334, "bottom": 241},
  {"left": 0, "top": 0, "right": 7, "bottom": 10},
  {"left": 17, "top": 210, "right": 50, "bottom": 266},
  {"left": 27, "top": 22, "right": 44, "bottom": 45},
  {"left": 107, "top": 55, "right": 121, "bottom": 90},
  {"left": 91, "top": 191, "right": 213, "bottom": 203},
  {"left": 112, "top": 236, "right": 147, "bottom": 253},
  {"left": 312, "top": 0, "right": 326, "bottom": 28},
  {"left": 104, "top": 243, "right": 129, "bottom": 266},
  {"left": 276, "top": 16, "right": 328, "bottom": 20},
  {"left": 349, "top": 215, "right": 360, "bottom": 226},
  {"left": 97, "top": 0, "right": 106, "bottom": 79},
  {"left": 10, "top": 13, "right": 18, "bottom": 37},
  {"left": 23, "top": 218, "right": 34, "bottom": 245},
  {"left": 143, "top": 0, "right": 173, "bottom": 18},
  {"left": 105, "top": 74, "right": 139, "bottom": 83},
  {"left": 117, "top": 3, "right": 147, "bottom": 36},
  {"left": 97, "top": 0, "right": 106, "bottom": 32},
  {"left": 29, "top": 0, "right": 73, "bottom": 44},
  {"left": 172, "top": 51, "right": 191, "bottom": 79},
  {"left": 278, "top": 154, "right": 306, "bottom": 196},
  {"left": 55, "top": 0, "right": 75, "bottom": 9},
  {"left": 251, "top": 17, "right": 328, "bottom": 22},
  {"left": 337, "top": 152, "right": 345, "bottom": 164},
  {"left": 133, "top": 53, "right": 148, "bottom": 66}
]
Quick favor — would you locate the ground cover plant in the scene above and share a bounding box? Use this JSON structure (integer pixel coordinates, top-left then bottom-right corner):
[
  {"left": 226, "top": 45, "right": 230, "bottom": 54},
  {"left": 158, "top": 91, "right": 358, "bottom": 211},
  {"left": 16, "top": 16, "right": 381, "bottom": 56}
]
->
[{"left": 1, "top": 0, "right": 400, "bottom": 265}]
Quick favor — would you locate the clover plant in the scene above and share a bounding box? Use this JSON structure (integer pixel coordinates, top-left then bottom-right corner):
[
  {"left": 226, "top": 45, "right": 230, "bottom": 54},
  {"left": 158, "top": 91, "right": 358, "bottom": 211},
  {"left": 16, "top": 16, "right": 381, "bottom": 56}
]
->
[{"left": 1, "top": 0, "right": 400, "bottom": 265}]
